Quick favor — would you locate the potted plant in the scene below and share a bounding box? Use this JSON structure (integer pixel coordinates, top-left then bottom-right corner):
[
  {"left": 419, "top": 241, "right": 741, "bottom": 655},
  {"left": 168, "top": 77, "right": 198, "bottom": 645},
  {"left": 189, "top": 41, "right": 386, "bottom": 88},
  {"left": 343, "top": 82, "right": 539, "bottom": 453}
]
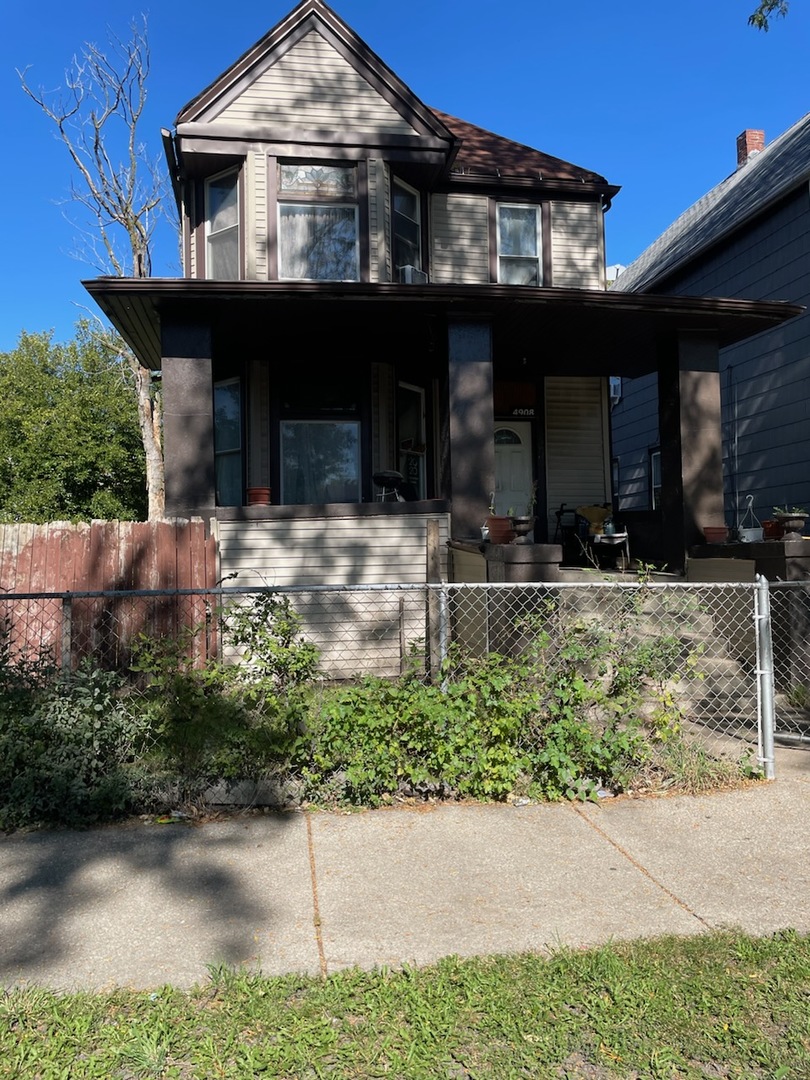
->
[
  {"left": 485, "top": 492, "right": 515, "bottom": 544},
  {"left": 508, "top": 484, "right": 537, "bottom": 540},
  {"left": 773, "top": 506, "right": 808, "bottom": 537}
]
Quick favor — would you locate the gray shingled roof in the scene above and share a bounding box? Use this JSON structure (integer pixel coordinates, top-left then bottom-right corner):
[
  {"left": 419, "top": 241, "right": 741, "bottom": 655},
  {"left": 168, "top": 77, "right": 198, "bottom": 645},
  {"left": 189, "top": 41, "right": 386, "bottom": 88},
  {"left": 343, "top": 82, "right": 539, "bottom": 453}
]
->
[{"left": 614, "top": 111, "right": 810, "bottom": 293}]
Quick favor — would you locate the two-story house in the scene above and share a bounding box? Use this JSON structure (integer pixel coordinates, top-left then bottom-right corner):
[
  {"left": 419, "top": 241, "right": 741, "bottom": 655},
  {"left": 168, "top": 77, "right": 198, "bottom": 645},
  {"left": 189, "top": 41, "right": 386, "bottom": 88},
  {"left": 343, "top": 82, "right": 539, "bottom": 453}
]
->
[{"left": 84, "top": 0, "right": 797, "bottom": 583}]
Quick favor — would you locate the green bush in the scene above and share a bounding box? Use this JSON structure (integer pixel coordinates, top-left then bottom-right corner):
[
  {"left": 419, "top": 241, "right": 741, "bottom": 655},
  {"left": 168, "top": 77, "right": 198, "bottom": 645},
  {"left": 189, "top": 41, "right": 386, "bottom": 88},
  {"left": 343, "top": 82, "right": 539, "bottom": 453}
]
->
[
  {"left": 130, "top": 594, "right": 318, "bottom": 802},
  {"left": 0, "top": 664, "right": 150, "bottom": 830},
  {"left": 0, "top": 585, "right": 732, "bottom": 828},
  {"left": 297, "top": 631, "right": 655, "bottom": 806}
]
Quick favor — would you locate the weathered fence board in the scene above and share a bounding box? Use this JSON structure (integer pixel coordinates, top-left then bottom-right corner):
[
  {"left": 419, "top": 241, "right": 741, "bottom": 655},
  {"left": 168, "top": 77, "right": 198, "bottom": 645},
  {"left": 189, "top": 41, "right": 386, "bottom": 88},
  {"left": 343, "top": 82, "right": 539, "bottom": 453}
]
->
[{"left": 0, "top": 520, "right": 218, "bottom": 668}]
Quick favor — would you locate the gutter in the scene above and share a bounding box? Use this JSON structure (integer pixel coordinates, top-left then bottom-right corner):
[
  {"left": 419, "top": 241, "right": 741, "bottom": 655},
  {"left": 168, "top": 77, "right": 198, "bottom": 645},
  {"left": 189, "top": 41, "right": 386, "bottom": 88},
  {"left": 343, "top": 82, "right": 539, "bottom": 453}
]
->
[{"left": 161, "top": 128, "right": 183, "bottom": 216}]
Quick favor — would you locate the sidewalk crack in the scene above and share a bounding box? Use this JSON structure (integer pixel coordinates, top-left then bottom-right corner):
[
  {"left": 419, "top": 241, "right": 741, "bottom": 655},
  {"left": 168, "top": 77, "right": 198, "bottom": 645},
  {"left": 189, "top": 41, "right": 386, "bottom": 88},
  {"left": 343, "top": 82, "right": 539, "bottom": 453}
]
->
[
  {"left": 306, "top": 814, "right": 328, "bottom": 978},
  {"left": 571, "top": 804, "right": 711, "bottom": 929}
]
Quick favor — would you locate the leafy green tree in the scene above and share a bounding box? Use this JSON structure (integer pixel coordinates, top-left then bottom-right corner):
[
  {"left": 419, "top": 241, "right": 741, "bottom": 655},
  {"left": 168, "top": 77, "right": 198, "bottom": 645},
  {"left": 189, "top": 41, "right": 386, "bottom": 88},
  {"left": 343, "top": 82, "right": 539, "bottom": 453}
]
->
[
  {"left": 749, "top": 0, "right": 789, "bottom": 30},
  {"left": 0, "top": 324, "right": 146, "bottom": 522}
]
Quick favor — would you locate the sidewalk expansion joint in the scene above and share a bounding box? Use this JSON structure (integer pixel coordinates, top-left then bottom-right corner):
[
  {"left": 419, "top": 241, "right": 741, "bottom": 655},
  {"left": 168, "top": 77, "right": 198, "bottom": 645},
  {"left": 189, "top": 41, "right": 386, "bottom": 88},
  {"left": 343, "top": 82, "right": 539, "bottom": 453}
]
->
[
  {"left": 306, "top": 814, "right": 328, "bottom": 978},
  {"left": 570, "top": 804, "right": 711, "bottom": 929}
]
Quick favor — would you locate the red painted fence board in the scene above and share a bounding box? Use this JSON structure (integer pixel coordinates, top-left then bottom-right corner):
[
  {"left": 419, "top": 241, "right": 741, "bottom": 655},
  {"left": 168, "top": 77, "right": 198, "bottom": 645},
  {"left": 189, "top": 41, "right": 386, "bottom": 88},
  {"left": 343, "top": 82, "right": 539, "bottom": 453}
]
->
[{"left": 0, "top": 520, "right": 218, "bottom": 670}]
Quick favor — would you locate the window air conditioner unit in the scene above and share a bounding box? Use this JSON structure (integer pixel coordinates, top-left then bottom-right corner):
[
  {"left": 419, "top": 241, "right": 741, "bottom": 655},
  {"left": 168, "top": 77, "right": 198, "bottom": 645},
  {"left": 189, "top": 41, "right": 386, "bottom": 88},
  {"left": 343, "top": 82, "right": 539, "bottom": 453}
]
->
[{"left": 398, "top": 264, "right": 429, "bottom": 285}]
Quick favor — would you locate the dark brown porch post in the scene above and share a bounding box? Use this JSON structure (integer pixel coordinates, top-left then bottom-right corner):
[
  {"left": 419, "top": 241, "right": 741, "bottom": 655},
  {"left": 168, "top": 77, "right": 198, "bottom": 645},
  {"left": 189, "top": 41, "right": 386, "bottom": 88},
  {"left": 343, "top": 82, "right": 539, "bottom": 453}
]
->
[
  {"left": 161, "top": 320, "right": 216, "bottom": 519},
  {"left": 447, "top": 318, "right": 495, "bottom": 540},
  {"left": 658, "top": 332, "right": 723, "bottom": 570}
]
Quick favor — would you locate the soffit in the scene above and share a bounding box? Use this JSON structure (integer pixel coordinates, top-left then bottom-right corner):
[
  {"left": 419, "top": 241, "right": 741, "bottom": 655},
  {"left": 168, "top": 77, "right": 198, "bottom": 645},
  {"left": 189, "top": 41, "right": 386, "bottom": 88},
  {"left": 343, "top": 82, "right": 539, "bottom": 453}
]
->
[{"left": 83, "top": 278, "right": 801, "bottom": 378}]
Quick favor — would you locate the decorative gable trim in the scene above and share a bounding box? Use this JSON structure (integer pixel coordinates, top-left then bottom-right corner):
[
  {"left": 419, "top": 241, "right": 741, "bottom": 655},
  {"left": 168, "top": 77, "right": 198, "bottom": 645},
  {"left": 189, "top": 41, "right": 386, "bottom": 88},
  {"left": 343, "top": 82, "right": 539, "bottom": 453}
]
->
[{"left": 176, "top": 0, "right": 456, "bottom": 154}]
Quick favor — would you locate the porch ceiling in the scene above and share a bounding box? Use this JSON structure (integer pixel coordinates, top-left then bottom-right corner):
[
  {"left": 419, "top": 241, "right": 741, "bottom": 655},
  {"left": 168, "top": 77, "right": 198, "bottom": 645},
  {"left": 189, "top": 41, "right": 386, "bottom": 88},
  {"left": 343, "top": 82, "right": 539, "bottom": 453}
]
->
[{"left": 83, "top": 278, "right": 802, "bottom": 375}]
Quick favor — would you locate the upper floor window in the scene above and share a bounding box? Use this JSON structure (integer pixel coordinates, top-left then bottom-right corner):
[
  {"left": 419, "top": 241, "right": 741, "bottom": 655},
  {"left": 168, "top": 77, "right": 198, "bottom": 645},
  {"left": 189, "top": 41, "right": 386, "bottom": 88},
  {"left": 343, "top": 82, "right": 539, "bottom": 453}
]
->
[
  {"left": 497, "top": 204, "right": 542, "bottom": 286},
  {"left": 392, "top": 179, "right": 421, "bottom": 273},
  {"left": 205, "top": 170, "right": 240, "bottom": 279},
  {"left": 278, "top": 164, "right": 358, "bottom": 281}
]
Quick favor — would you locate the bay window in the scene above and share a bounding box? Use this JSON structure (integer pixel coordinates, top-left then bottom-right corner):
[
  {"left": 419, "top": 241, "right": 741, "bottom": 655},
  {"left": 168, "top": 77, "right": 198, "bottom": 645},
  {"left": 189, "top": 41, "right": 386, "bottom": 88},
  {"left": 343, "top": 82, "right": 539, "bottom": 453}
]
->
[
  {"left": 278, "top": 163, "right": 359, "bottom": 281},
  {"left": 205, "top": 170, "right": 240, "bottom": 279},
  {"left": 497, "top": 203, "right": 542, "bottom": 285},
  {"left": 392, "top": 179, "right": 421, "bottom": 272}
]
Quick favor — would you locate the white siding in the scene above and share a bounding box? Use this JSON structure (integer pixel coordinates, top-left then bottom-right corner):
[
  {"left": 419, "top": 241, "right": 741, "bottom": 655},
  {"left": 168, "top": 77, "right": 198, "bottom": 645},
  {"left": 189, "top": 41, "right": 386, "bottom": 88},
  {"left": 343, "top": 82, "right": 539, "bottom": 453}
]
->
[
  {"left": 368, "top": 159, "right": 389, "bottom": 284},
  {"left": 212, "top": 31, "right": 418, "bottom": 136},
  {"left": 551, "top": 201, "right": 603, "bottom": 288},
  {"left": 218, "top": 513, "right": 450, "bottom": 587},
  {"left": 430, "top": 194, "right": 489, "bottom": 284},
  {"left": 545, "top": 376, "right": 610, "bottom": 534},
  {"left": 218, "top": 514, "right": 449, "bottom": 678},
  {"left": 252, "top": 153, "right": 268, "bottom": 281}
]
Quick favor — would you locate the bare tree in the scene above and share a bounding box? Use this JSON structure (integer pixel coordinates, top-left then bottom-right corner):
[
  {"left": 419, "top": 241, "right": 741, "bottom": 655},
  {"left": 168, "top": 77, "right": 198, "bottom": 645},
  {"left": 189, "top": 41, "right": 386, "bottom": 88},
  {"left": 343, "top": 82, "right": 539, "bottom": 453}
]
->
[{"left": 19, "top": 17, "right": 167, "bottom": 519}]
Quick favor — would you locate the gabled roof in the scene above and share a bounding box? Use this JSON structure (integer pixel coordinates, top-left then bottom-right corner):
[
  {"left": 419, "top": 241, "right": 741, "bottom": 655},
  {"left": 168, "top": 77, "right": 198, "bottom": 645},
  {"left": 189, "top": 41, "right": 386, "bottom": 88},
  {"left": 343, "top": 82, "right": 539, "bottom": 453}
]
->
[
  {"left": 615, "top": 111, "right": 810, "bottom": 293},
  {"left": 171, "top": 0, "right": 612, "bottom": 198},
  {"left": 433, "top": 110, "right": 609, "bottom": 186},
  {"left": 175, "top": 0, "right": 454, "bottom": 145}
]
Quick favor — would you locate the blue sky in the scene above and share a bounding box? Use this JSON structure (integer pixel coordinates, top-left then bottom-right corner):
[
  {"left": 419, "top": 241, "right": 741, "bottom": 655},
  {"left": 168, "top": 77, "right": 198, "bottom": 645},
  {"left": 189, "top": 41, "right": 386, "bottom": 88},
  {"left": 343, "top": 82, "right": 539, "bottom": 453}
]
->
[{"left": 2, "top": 0, "right": 809, "bottom": 351}]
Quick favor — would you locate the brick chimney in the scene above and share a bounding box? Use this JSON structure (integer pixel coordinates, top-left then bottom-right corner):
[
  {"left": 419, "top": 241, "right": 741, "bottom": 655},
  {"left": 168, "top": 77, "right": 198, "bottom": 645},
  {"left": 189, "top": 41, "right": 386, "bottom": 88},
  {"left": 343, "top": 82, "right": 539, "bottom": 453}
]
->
[{"left": 736, "top": 129, "right": 765, "bottom": 168}]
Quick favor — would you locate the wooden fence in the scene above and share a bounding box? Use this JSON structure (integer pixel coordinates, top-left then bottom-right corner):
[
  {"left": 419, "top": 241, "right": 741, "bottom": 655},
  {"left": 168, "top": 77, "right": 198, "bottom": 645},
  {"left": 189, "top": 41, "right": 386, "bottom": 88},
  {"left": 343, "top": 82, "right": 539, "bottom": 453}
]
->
[
  {"left": 0, "top": 519, "right": 217, "bottom": 595},
  {"left": 0, "top": 520, "right": 218, "bottom": 672}
]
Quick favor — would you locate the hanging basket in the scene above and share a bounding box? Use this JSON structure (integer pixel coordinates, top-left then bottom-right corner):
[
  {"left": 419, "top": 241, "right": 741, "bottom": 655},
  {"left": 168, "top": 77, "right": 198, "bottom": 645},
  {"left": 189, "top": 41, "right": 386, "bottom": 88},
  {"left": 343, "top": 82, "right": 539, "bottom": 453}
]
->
[{"left": 737, "top": 494, "right": 762, "bottom": 543}]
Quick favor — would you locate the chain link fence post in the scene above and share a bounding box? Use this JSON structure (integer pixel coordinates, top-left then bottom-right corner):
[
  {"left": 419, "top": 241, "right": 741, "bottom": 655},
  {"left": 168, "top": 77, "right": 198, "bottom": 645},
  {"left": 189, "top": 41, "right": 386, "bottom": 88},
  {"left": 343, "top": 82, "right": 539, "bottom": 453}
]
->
[{"left": 755, "top": 574, "right": 776, "bottom": 780}]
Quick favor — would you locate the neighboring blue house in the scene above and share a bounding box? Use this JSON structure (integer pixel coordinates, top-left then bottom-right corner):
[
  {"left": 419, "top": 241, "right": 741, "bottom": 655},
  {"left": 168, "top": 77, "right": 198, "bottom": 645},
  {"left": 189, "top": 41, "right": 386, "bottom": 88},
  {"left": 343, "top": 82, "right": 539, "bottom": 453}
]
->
[{"left": 612, "top": 116, "right": 810, "bottom": 545}]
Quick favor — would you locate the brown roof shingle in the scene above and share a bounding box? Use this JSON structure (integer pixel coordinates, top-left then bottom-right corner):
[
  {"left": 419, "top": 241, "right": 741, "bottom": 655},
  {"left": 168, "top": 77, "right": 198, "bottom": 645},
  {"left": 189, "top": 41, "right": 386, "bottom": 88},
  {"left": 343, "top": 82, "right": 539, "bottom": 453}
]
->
[{"left": 433, "top": 109, "right": 609, "bottom": 185}]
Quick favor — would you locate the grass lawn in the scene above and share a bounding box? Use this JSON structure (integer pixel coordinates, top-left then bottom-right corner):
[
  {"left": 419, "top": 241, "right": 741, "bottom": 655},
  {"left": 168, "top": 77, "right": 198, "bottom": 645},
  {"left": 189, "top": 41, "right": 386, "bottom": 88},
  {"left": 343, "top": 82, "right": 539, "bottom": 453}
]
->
[{"left": 2, "top": 930, "right": 809, "bottom": 1078}]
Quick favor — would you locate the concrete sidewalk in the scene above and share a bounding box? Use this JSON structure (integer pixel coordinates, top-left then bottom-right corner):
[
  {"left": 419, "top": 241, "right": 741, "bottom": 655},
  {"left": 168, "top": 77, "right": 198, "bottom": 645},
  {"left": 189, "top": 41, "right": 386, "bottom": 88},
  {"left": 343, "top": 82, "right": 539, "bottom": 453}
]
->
[{"left": 1, "top": 749, "right": 809, "bottom": 991}]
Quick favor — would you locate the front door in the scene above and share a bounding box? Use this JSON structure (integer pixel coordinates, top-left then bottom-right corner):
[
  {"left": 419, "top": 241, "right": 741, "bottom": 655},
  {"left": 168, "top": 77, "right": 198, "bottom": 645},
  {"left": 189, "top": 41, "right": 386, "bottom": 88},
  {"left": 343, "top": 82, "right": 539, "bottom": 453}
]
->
[{"left": 494, "top": 422, "right": 533, "bottom": 516}]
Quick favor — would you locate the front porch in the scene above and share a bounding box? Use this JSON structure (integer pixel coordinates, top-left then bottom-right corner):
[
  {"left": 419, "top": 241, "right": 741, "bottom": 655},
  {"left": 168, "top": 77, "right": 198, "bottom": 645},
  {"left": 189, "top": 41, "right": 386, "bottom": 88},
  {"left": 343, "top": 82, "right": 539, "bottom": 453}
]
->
[{"left": 86, "top": 278, "right": 799, "bottom": 576}]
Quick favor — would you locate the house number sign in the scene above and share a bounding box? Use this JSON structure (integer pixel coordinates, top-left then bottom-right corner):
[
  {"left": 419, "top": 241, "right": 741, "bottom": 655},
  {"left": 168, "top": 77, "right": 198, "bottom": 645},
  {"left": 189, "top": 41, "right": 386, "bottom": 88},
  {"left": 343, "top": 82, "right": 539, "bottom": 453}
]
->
[{"left": 510, "top": 408, "right": 535, "bottom": 417}]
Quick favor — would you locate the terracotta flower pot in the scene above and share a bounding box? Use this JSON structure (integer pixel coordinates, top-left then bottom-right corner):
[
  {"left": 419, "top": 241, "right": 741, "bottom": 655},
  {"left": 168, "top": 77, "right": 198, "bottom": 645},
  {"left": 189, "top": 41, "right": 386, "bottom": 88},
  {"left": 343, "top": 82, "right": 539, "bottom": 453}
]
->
[
  {"left": 486, "top": 515, "right": 515, "bottom": 544},
  {"left": 702, "top": 526, "right": 729, "bottom": 544},
  {"left": 247, "top": 486, "right": 271, "bottom": 506}
]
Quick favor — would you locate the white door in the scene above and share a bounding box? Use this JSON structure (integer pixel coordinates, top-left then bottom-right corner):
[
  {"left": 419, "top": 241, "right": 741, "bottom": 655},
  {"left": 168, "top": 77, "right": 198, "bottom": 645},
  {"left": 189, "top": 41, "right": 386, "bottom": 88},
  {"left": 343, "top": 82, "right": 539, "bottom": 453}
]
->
[{"left": 494, "top": 422, "right": 533, "bottom": 516}]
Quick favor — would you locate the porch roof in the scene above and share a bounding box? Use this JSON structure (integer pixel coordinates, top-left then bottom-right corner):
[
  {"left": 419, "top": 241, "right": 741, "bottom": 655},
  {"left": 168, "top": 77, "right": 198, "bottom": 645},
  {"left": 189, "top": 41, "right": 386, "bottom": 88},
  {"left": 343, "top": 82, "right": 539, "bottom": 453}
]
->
[{"left": 83, "top": 277, "right": 801, "bottom": 375}]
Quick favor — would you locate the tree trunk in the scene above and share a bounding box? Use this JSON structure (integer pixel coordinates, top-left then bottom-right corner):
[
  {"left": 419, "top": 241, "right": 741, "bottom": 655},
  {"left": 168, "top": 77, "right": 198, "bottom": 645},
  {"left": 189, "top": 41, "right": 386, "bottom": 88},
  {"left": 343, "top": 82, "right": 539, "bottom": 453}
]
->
[{"left": 128, "top": 353, "right": 165, "bottom": 520}]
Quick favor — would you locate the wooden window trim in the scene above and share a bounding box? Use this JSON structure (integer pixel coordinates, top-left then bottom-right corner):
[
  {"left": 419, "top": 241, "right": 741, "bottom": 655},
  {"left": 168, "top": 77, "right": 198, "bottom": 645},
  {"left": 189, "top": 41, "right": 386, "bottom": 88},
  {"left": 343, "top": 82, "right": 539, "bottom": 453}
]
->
[{"left": 489, "top": 198, "right": 549, "bottom": 286}]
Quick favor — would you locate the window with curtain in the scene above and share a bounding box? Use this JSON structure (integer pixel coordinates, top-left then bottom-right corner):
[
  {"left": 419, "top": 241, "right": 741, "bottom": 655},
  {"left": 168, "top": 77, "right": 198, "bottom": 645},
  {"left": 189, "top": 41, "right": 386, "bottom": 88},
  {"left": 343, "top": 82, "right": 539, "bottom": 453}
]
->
[
  {"left": 205, "top": 171, "right": 239, "bottom": 279},
  {"left": 278, "top": 164, "right": 358, "bottom": 281},
  {"left": 280, "top": 421, "right": 360, "bottom": 504},
  {"left": 497, "top": 203, "right": 542, "bottom": 285}
]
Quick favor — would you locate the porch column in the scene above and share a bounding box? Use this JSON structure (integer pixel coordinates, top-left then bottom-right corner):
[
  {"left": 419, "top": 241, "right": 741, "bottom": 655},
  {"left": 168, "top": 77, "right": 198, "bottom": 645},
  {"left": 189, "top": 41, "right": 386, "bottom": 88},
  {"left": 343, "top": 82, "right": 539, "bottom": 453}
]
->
[
  {"left": 658, "top": 332, "right": 723, "bottom": 569},
  {"left": 161, "top": 320, "right": 215, "bottom": 518},
  {"left": 447, "top": 319, "right": 495, "bottom": 539}
]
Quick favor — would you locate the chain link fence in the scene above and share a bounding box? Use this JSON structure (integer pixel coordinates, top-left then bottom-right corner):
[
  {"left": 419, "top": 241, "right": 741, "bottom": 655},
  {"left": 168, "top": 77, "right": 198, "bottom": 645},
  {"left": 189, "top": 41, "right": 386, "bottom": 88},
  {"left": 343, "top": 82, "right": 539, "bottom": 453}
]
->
[
  {"left": 0, "top": 578, "right": 780, "bottom": 775},
  {"left": 769, "top": 582, "right": 810, "bottom": 750}
]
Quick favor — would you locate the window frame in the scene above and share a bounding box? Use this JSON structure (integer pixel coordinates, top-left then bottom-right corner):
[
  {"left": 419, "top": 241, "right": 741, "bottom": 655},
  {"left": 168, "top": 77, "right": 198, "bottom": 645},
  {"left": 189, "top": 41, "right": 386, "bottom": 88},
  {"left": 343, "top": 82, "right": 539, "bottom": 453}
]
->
[
  {"left": 276, "top": 162, "right": 361, "bottom": 282},
  {"left": 495, "top": 202, "right": 543, "bottom": 286},
  {"left": 204, "top": 168, "right": 241, "bottom": 280},
  {"left": 391, "top": 177, "right": 422, "bottom": 275},
  {"left": 489, "top": 200, "right": 551, "bottom": 286},
  {"left": 213, "top": 377, "right": 243, "bottom": 506}
]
